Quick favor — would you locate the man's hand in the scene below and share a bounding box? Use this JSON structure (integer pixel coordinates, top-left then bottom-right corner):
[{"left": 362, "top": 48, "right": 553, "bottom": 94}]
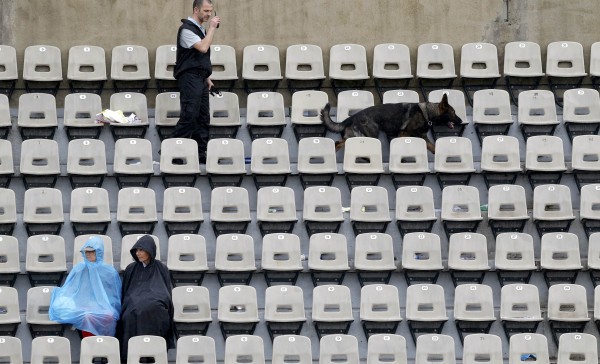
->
[
  {"left": 208, "top": 78, "right": 221, "bottom": 96},
  {"left": 209, "top": 16, "right": 220, "bottom": 30}
]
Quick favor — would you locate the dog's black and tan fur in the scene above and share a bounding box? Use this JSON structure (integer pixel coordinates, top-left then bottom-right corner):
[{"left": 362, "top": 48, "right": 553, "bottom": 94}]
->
[{"left": 320, "top": 94, "right": 462, "bottom": 153}]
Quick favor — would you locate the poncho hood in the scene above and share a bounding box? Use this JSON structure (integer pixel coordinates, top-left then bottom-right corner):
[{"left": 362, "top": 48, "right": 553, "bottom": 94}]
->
[
  {"left": 130, "top": 235, "right": 157, "bottom": 262},
  {"left": 81, "top": 236, "right": 106, "bottom": 264}
]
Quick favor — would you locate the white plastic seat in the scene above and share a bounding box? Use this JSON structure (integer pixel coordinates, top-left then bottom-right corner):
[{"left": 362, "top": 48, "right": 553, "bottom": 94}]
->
[
  {"left": 80, "top": 336, "right": 120, "bottom": 364},
  {"left": 250, "top": 138, "right": 291, "bottom": 189},
  {"left": 261, "top": 233, "right": 303, "bottom": 286},
  {"left": 312, "top": 285, "right": 353, "bottom": 339},
  {"left": 302, "top": 186, "right": 344, "bottom": 237},
  {"left": 389, "top": 137, "right": 430, "bottom": 188},
  {"left": 517, "top": 90, "right": 559, "bottom": 139},
  {"left": 453, "top": 284, "right": 496, "bottom": 342},
  {"left": 428, "top": 89, "right": 468, "bottom": 138},
  {"left": 343, "top": 136, "right": 384, "bottom": 190},
  {"left": 0, "top": 336, "right": 22, "bottom": 364},
  {"left": 329, "top": 44, "right": 369, "bottom": 94},
  {"left": 256, "top": 186, "right": 297, "bottom": 236},
  {"left": 119, "top": 234, "right": 160, "bottom": 271},
  {"left": 589, "top": 233, "right": 600, "bottom": 285},
  {"left": 242, "top": 44, "right": 282, "bottom": 93},
  {"left": 176, "top": 336, "right": 216, "bottom": 364},
  {"left": 19, "top": 138, "right": 60, "bottom": 189},
  {"left": 525, "top": 135, "right": 566, "bottom": 189},
  {"left": 285, "top": 44, "right": 325, "bottom": 92},
  {"left": 532, "top": 184, "right": 575, "bottom": 237},
  {"left": 308, "top": 233, "right": 349, "bottom": 286},
  {"left": 460, "top": 42, "right": 501, "bottom": 105},
  {"left": 167, "top": 234, "right": 208, "bottom": 286},
  {"left": 562, "top": 88, "right": 600, "bottom": 141},
  {"left": 67, "top": 45, "right": 107, "bottom": 94},
  {"left": 0, "top": 45, "right": 18, "bottom": 99},
  {"left": 264, "top": 285, "right": 306, "bottom": 340},
  {"left": 500, "top": 284, "right": 542, "bottom": 338},
  {"left": 206, "top": 138, "right": 245, "bottom": 189},
  {"left": 395, "top": 186, "right": 436, "bottom": 237},
  {"left": 546, "top": 41, "right": 586, "bottom": 106},
  {"left": 66, "top": 138, "right": 107, "bottom": 188},
  {"left": 480, "top": 135, "right": 522, "bottom": 188},
  {"left": 69, "top": 187, "right": 111, "bottom": 236},
  {"left": 416, "top": 43, "right": 457, "bottom": 98},
  {"left": 23, "top": 188, "right": 64, "bottom": 236},
  {"left": 494, "top": 233, "right": 537, "bottom": 285},
  {"left": 360, "top": 284, "right": 402, "bottom": 338},
  {"left": 372, "top": 43, "right": 413, "bottom": 100},
  {"left": 557, "top": 333, "right": 597, "bottom": 364},
  {"left": 433, "top": 136, "right": 475, "bottom": 189},
  {"left": 440, "top": 185, "right": 483, "bottom": 239},
  {"left": 297, "top": 137, "right": 337, "bottom": 188},
  {"left": 580, "top": 184, "right": 600, "bottom": 238},
  {"left": 349, "top": 186, "right": 391, "bottom": 236},
  {"left": 572, "top": 135, "right": 600, "bottom": 190},
  {"left": 22, "top": 45, "right": 62, "bottom": 95},
  {"left": 503, "top": 41, "right": 544, "bottom": 105},
  {"left": 113, "top": 138, "right": 153, "bottom": 189},
  {"left": 472, "top": 89, "right": 513, "bottom": 143},
  {"left": 367, "top": 334, "right": 407, "bottom": 364},
  {"left": 210, "top": 187, "right": 251, "bottom": 237},
  {"left": 154, "top": 92, "right": 180, "bottom": 139},
  {"left": 224, "top": 335, "right": 265, "bottom": 364},
  {"left": 290, "top": 90, "right": 329, "bottom": 141},
  {"left": 126, "top": 336, "right": 167, "bottom": 364},
  {"left": 17, "top": 93, "right": 58, "bottom": 140},
  {"left": 401, "top": 232, "right": 443, "bottom": 285},
  {"left": 73, "top": 235, "right": 112, "bottom": 266},
  {"left": 508, "top": 334, "right": 549, "bottom": 364},
  {"left": 382, "top": 89, "right": 420, "bottom": 103},
  {"left": 154, "top": 45, "right": 177, "bottom": 92},
  {"left": 540, "top": 233, "right": 582, "bottom": 286},
  {"left": 336, "top": 90, "right": 375, "bottom": 122},
  {"left": 108, "top": 92, "right": 149, "bottom": 139},
  {"left": 272, "top": 335, "right": 312, "bottom": 364},
  {"left": 0, "top": 287, "right": 20, "bottom": 336},
  {"left": 415, "top": 334, "right": 455, "bottom": 364},
  {"left": 214, "top": 234, "right": 256, "bottom": 286},
  {"left": 26, "top": 235, "right": 68, "bottom": 287},
  {"left": 354, "top": 233, "right": 396, "bottom": 286},
  {"left": 547, "top": 284, "right": 589, "bottom": 345},
  {"left": 319, "top": 335, "right": 359, "bottom": 364},
  {"left": 463, "top": 334, "right": 503, "bottom": 364},
  {"left": 0, "top": 94, "right": 11, "bottom": 139},
  {"left": 162, "top": 187, "right": 203, "bottom": 236},
  {"left": 172, "top": 286, "right": 211, "bottom": 337},
  {"left": 210, "top": 44, "right": 238, "bottom": 91},
  {"left": 110, "top": 45, "right": 150, "bottom": 93},
  {"left": 159, "top": 138, "right": 201, "bottom": 188},
  {"left": 116, "top": 187, "right": 158, "bottom": 236},
  {"left": 26, "top": 286, "right": 64, "bottom": 338},
  {"left": 405, "top": 284, "right": 448, "bottom": 343},
  {"left": 217, "top": 285, "right": 260, "bottom": 339},
  {"left": 63, "top": 93, "right": 103, "bottom": 140},
  {"left": 209, "top": 91, "right": 241, "bottom": 139},
  {"left": 487, "top": 184, "right": 529, "bottom": 237},
  {"left": 0, "top": 236, "right": 20, "bottom": 286},
  {"left": 0, "top": 189, "right": 16, "bottom": 236},
  {"left": 31, "top": 336, "right": 70, "bottom": 364},
  {"left": 246, "top": 91, "right": 286, "bottom": 140},
  {"left": 447, "top": 233, "right": 490, "bottom": 286}
]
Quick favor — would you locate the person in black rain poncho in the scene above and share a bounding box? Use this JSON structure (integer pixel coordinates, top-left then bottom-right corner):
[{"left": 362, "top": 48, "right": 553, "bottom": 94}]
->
[{"left": 117, "top": 235, "right": 174, "bottom": 359}]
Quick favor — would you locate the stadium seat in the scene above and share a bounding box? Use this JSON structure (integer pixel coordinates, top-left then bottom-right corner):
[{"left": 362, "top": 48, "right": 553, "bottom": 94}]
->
[
  {"left": 540, "top": 232, "right": 582, "bottom": 286},
  {"left": 571, "top": 135, "right": 600, "bottom": 190},
  {"left": 447, "top": 233, "right": 490, "bottom": 286},
  {"left": 463, "top": 334, "right": 503, "bottom": 364},
  {"left": 440, "top": 185, "right": 483, "bottom": 239},
  {"left": 264, "top": 285, "right": 306, "bottom": 340},
  {"left": 73, "top": 234, "right": 113, "bottom": 266},
  {"left": 395, "top": 186, "right": 436, "bottom": 237},
  {"left": 214, "top": 234, "right": 256, "bottom": 286},
  {"left": 487, "top": 184, "right": 529, "bottom": 237},
  {"left": 308, "top": 233, "right": 349, "bottom": 286},
  {"left": 532, "top": 184, "right": 575, "bottom": 236},
  {"left": 588, "top": 233, "right": 600, "bottom": 286},
  {"left": 246, "top": 91, "right": 286, "bottom": 140},
  {"left": 460, "top": 42, "right": 501, "bottom": 106},
  {"left": 0, "top": 189, "right": 16, "bottom": 236},
  {"left": 256, "top": 186, "right": 297, "bottom": 236},
  {"left": 79, "top": 336, "right": 120, "bottom": 364},
  {"left": 579, "top": 184, "right": 600, "bottom": 237},
  {"left": 113, "top": 138, "right": 153, "bottom": 188},
  {"left": 401, "top": 232, "right": 443, "bottom": 285},
  {"left": 206, "top": 138, "right": 246, "bottom": 188},
  {"left": 0, "top": 287, "right": 20, "bottom": 336},
  {"left": 0, "top": 94, "right": 11, "bottom": 139},
  {"left": 416, "top": 43, "right": 457, "bottom": 99},
  {"left": 242, "top": 44, "right": 282, "bottom": 93},
  {"left": 525, "top": 135, "right": 566, "bottom": 189},
  {"left": 23, "top": 188, "right": 64, "bottom": 236},
  {"left": 367, "top": 334, "right": 407, "bottom": 364},
  {"left": 594, "top": 286, "right": 600, "bottom": 331},
  {"left": 405, "top": 284, "right": 448, "bottom": 343},
  {"left": 453, "top": 284, "right": 495, "bottom": 343},
  {"left": 360, "top": 284, "right": 402, "bottom": 338},
  {"left": 67, "top": 45, "right": 107, "bottom": 94},
  {"left": 494, "top": 233, "right": 536, "bottom": 285},
  {"left": 167, "top": 234, "right": 208, "bottom": 286},
  {"left": 119, "top": 234, "right": 160, "bottom": 271},
  {"left": 116, "top": 187, "right": 157, "bottom": 236},
  {"left": 547, "top": 284, "right": 589, "bottom": 345},
  {"left": 176, "top": 336, "right": 216, "bottom": 364},
  {"left": 336, "top": 90, "right": 374, "bottom": 124},
  {"left": 210, "top": 187, "right": 251, "bottom": 236},
  {"left": 508, "top": 334, "right": 549, "bottom": 364},
  {"left": 389, "top": 137, "right": 430, "bottom": 188},
  {"left": 126, "top": 336, "right": 167, "bottom": 364},
  {"left": 500, "top": 284, "right": 542, "bottom": 338},
  {"left": 272, "top": 335, "right": 312, "bottom": 364},
  {"left": 562, "top": 88, "right": 600, "bottom": 141},
  {"left": 433, "top": 136, "right": 475, "bottom": 188},
  {"left": 154, "top": 45, "right": 177, "bottom": 92},
  {"left": 290, "top": 90, "right": 328, "bottom": 141},
  {"left": 480, "top": 135, "right": 522, "bottom": 188},
  {"left": 217, "top": 285, "right": 259, "bottom": 339},
  {"left": 66, "top": 138, "right": 107, "bottom": 188},
  {"left": 22, "top": 45, "right": 62, "bottom": 96},
  {"left": 517, "top": 90, "right": 559, "bottom": 139},
  {"left": 154, "top": 92, "right": 180, "bottom": 140},
  {"left": 545, "top": 41, "right": 586, "bottom": 106},
  {"left": 384, "top": 89, "right": 421, "bottom": 104},
  {"left": 26, "top": 286, "right": 64, "bottom": 338},
  {"left": 0, "top": 337, "right": 22, "bottom": 364},
  {"left": 25, "top": 235, "right": 66, "bottom": 287},
  {"left": 69, "top": 187, "right": 111, "bottom": 236},
  {"left": 285, "top": 44, "right": 325, "bottom": 93},
  {"left": 17, "top": 93, "right": 57, "bottom": 139},
  {"left": 108, "top": 92, "right": 149, "bottom": 140},
  {"left": 372, "top": 43, "right": 413, "bottom": 100},
  {"left": 312, "top": 285, "right": 353, "bottom": 339},
  {"left": 556, "top": 333, "right": 597, "bottom": 364},
  {"left": 159, "top": 138, "right": 201, "bottom": 188},
  {"left": 319, "top": 335, "right": 359, "bottom": 364},
  {"left": 428, "top": 89, "right": 468, "bottom": 139},
  {"left": 0, "top": 139, "right": 13, "bottom": 188},
  {"left": 250, "top": 138, "right": 291, "bottom": 189},
  {"left": 0, "top": 45, "right": 18, "bottom": 99},
  {"left": 210, "top": 44, "right": 238, "bottom": 92},
  {"left": 224, "top": 335, "right": 265, "bottom": 364},
  {"left": 472, "top": 89, "right": 513, "bottom": 143},
  {"left": 19, "top": 138, "right": 60, "bottom": 189},
  {"left": 297, "top": 137, "right": 337, "bottom": 188},
  {"left": 503, "top": 41, "right": 544, "bottom": 105},
  {"left": 329, "top": 44, "right": 369, "bottom": 95},
  {"left": 30, "top": 336, "right": 70, "bottom": 364},
  {"left": 172, "top": 286, "right": 211, "bottom": 337},
  {"left": 261, "top": 233, "right": 303, "bottom": 286},
  {"left": 162, "top": 187, "right": 203, "bottom": 236},
  {"left": 415, "top": 334, "right": 455, "bottom": 364},
  {"left": 63, "top": 93, "right": 103, "bottom": 140},
  {"left": 0, "top": 236, "right": 20, "bottom": 286},
  {"left": 349, "top": 186, "right": 391, "bottom": 236},
  {"left": 209, "top": 91, "right": 241, "bottom": 139},
  {"left": 343, "top": 137, "right": 384, "bottom": 189},
  {"left": 110, "top": 45, "right": 150, "bottom": 93},
  {"left": 354, "top": 233, "right": 396, "bottom": 286},
  {"left": 302, "top": 186, "right": 344, "bottom": 236}
]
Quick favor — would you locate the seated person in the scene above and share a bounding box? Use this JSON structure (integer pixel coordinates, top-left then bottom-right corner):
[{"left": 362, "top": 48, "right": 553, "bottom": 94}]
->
[
  {"left": 49, "top": 236, "right": 121, "bottom": 337},
  {"left": 117, "top": 235, "right": 174, "bottom": 359}
]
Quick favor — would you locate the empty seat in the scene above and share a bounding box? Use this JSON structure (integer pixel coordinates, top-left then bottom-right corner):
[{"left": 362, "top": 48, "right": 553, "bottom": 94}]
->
[
  {"left": 472, "top": 89, "right": 513, "bottom": 143},
  {"left": 22, "top": 45, "right": 62, "bottom": 95},
  {"left": 67, "top": 45, "right": 107, "bottom": 94},
  {"left": 460, "top": 42, "right": 501, "bottom": 106},
  {"left": 416, "top": 43, "right": 457, "bottom": 99},
  {"left": 509, "top": 334, "right": 549, "bottom": 364},
  {"left": 463, "top": 334, "right": 503, "bottom": 364},
  {"left": 302, "top": 186, "right": 344, "bottom": 236},
  {"left": 0, "top": 189, "right": 16, "bottom": 236},
  {"left": 360, "top": 284, "right": 402, "bottom": 338},
  {"left": 110, "top": 45, "right": 150, "bottom": 93},
  {"left": 517, "top": 90, "right": 559, "bottom": 139},
  {"left": 116, "top": 187, "right": 157, "bottom": 236},
  {"left": 401, "top": 232, "right": 444, "bottom": 285},
  {"left": 17, "top": 93, "right": 57, "bottom": 140},
  {"left": 447, "top": 233, "right": 490, "bottom": 286},
  {"left": 126, "top": 336, "right": 167, "bottom": 364},
  {"left": 256, "top": 186, "right": 297, "bottom": 236},
  {"left": 389, "top": 137, "right": 430, "bottom": 188},
  {"left": 272, "top": 335, "right": 312, "bottom": 364},
  {"left": 63, "top": 93, "right": 103, "bottom": 140},
  {"left": 588, "top": 233, "right": 600, "bottom": 286},
  {"left": 163, "top": 187, "right": 203, "bottom": 236},
  {"left": 562, "top": 88, "right": 600, "bottom": 141},
  {"left": 487, "top": 184, "right": 529, "bottom": 237},
  {"left": 594, "top": 285, "right": 600, "bottom": 331},
  {"left": 453, "top": 284, "right": 495, "bottom": 343},
  {"left": 547, "top": 284, "right": 589, "bottom": 345},
  {"left": 0, "top": 45, "right": 18, "bottom": 99},
  {"left": 206, "top": 138, "right": 245, "bottom": 188},
  {"left": 532, "top": 184, "right": 575, "bottom": 236},
  {"left": 69, "top": 187, "right": 111, "bottom": 236},
  {"left": 395, "top": 186, "right": 436, "bottom": 237},
  {"left": 159, "top": 138, "right": 201, "bottom": 188},
  {"left": 540, "top": 232, "right": 582, "bottom": 286},
  {"left": 108, "top": 92, "right": 149, "bottom": 140},
  {"left": 210, "top": 44, "right": 238, "bottom": 91},
  {"left": 312, "top": 285, "right": 353, "bottom": 339},
  {"left": 242, "top": 44, "right": 282, "bottom": 93},
  {"left": 290, "top": 90, "right": 329, "bottom": 141},
  {"left": 383, "top": 89, "right": 420, "bottom": 103},
  {"left": 405, "top": 284, "right": 448, "bottom": 343},
  {"left": 0, "top": 236, "right": 20, "bottom": 286},
  {"left": 329, "top": 44, "right": 369, "bottom": 95},
  {"left": 209, "top": 91, "right": 241, "bottom": 139},
  {"left": 66, "top": 138, "right": 107, "bottom": 188},
  {"left": 264, "top": 285, "right": 306, "bottom": 340},
  {"left": 154, "top": 92, "right": 180, "bottom": 140},
  {"left": 285, "top": 44, "right": 325, "bottom": 93},
  {"left": 214, "top": 234, "right": 256, "bottom": 286},
  {"left": 297, "top": 137, "right": 337, "bottom": 188},
  {"left": 261, "top": 233, "right": 303, "bottom": 286},
  {"left": 30, "top": 336, "right": 70, "bottom": 364},
  {"left": 167, "top": 234, "right": 208, "bottom": 286},
  {"left": 480, "top": 135, "right": 521, "bottom": 188},
  {"left": 557, "top": 333, "right": 597, "bottom": 364},
  {"left": 354, "top": 233, "right": 396, "bottom": 286},
  {"left": 525, "top": 135, "right": 566, "bottom": 189},
  {"left": 210, "top": 187, "right": 251, "bottom": 236},
  {"left": 0, "top": 287, "right": 20, "bottom": 336},
  {"left": 250, "top": 138, "right": 291, "bottom": 189},
  {"left": 336, "top": 89, "right": 375, "bottom": 124},
  {"left": 428, "top": 89, "right": 468, "bottom": 139},
  {"left": 308, "top": 233, "right": 349, "bottom": 286},
  {"left": 343, "top": 136, "right": 384, "bottom": 189},
  {"left": 350, "top": 186, "right": 391, "bottom": 236},
  {"left": 246, "top": 91, "right": 286, "bottom": 140},
  {"left": 23, "top": 188, "right": 64, "bottom": 236},
  {"left": 73, "top": 234, "right": 113, "bottom": 266},
  {"left": 367, "top": 334, "right": 407, "bottom": 364},
  {"left": 19, "top": 138, "right": 60, "bottom": 189},
  {"left": 26, "top": 286, "right": 64, "bottom": 338},
  {"left": 415, "top": 334, "right": 455, "bottom": 364},
  {"left": 79, "top": 336, "right": 120, "bottom": 364},
  {"left": 224, "top": 335, "right": 265, "bottom": 364},
  {"left": 154, "top": 45, "right": 177, "bottom": 92},
  {"left": 440, "top": 185, "right": 483, "bottom": 239},
  {"left": 217, "top": 285, "right": 259, "bottom": 339},
  {"left": 119, "top": 234, "right": 160, "bottom": 271},
  {"left": 372, "top": 43, "right": 413, "bottom": 100},
  {"left": 176, "top": 336, "right": 216, "bottom": 364},
  {"left": 0, "top": 95, "right": 11, "bottom": 139},
  {"left": 500, "top": 284, "right": 542, "bottom": 338},
  {"left": 546, "top": 41, "right": 586, "bottom": 106},
  {"left": 25, "top": 235, "right": 67, "bottom": 286},
  {"left": 580, "top": 184, "right": 600, "bottom": 238},
  {"left": 572, "top": 135, "right": 600, "bottom": 190},
  {"left": 319, "top": 335, "right": 359, "bottom": 364},
  {"left": 434, "top": 136, "right": 475, "bottom": 188},
  {"left": 172, "top": 286, "right": 211, "bottom": 337},
  {"left": 494, "top": 233, "right": 536, "bottom": 286},
  {"left": 0, "top": 337, "right": 22, "bottom": 364},
  {"left": 503, "top": 41, "right": 544, "bottom": 105}
]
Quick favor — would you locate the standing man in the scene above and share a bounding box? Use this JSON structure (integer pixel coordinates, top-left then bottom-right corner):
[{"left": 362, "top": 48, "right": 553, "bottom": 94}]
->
[{"left": 172, "top": 0, "right": 221, "bottom": 163}]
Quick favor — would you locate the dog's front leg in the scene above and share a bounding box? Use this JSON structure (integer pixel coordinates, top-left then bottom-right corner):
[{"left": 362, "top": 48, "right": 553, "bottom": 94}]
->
[{"left": 423, "top": 136, "right": 436, "bottom": 154}]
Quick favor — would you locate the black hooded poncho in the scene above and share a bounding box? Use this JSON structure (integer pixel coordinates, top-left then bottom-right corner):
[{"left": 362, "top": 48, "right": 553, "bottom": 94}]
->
[{"left": 117, "top": 235, "right": 175, "bottom": 358}]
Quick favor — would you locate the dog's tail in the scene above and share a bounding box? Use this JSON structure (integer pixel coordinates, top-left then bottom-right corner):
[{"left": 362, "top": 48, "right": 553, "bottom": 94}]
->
[{"left": 320, "top": 103, "right": 347, "bottom": 133}]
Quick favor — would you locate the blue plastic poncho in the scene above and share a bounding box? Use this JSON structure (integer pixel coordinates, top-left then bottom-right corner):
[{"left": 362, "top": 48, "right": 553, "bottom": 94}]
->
[{"left": 49, "top": 236, "right": 122, "bottom": 336}]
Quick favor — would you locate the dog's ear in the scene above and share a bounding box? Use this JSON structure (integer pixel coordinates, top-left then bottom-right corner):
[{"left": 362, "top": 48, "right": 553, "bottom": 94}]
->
[{"left": 438, "top": 93, "right": 450, "bottom": 113}]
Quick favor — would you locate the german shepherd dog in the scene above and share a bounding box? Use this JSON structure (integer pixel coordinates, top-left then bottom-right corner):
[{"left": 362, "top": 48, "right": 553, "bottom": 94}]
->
[{"left": 320, "top": 94, "right": 462, "bottom": 153}]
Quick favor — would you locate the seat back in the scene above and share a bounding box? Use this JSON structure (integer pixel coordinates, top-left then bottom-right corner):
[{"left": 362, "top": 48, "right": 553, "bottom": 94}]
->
[
  {"left": 162, "top": 187, "right": 203, "bottom": 222},
  {"left": 285, "top": 44, "right": 325, "bottom": 80},
  {"left": 360, "top": 284, "right": 402, "bottom": 321},
  {"left": 367, "top": 334, "right": 407, "bottom": 364},
  {"left": 416, "top": 43, "right": 456, "bottom": 79},
  {"left": 159, "top": 138, "right": 201, "bottom": 174},
  {"left": 487, "top": 185, "right": 529, "bottom": 220},
  {"left": 508, "top": 334, "right": 549, "bottom": 364},
  {"left": 31, "top": 336, "right": 70, "bottom": 364},
  {"left": 64, "top": 93, "right": 103, "bottom": 127},
  {"left": 17, "top": 93, "right": 58, "bottom": 128},
  {"left": 389, "top": 137, "right": 430, "bottom": 174},
  {"left": 0, "top": 337, "right": 22, "bottom": 364},
  {"left": 383, "top": 89, "right": 420, "bottom": 103},
  {"left": 23, "top": 45, "right": 62, "bottom": 81},
  {"left": 0, "top": 45, "right": 18, "bottom": 81},
  {"left": 500, "top": 284, "right": 542, "bottom": 321},
  {"left": 210, "top": 187, "right": 251, "bottom": 222},
  {"left": 540, "top": 233, "right": 582, "bottom": 270},
  {"left": 472, "top": 89, "right": 513, "bottom": 124},
  {"left": 532, "top": 184, "right": 575, "bottom": 221},
  {"left": 260, "top": 233, "right": 302, "bottom": 271},
  {"left": 447, "top": 233, "right": 490, "bottom": 271},
  {"left": 176, "top": 336, "right": 216, "bottom": 364},
  {"left": 20, "top": 139, "right": 60, "bottom": 175},
  {"left": 303, "top": 186, "right": 344, "bottom": 222},
  {"left": 308, "top": 233, "right": 349, "bottom": 271},
  {"left": 525, "top": 135, "right": 566, "bottom": 172},
  {"left": 343, "top": 137, "right": 384, "bottom": 174},
  {"left": 460, "top": 42, "right": 501, "bottom": 78},
  {"left": 264, "top": 285, "right": 306, "bottom": 322},
  {"left": 329, "top": 44, "right": 369, "bottom": 80},
  {"left": 547, "top": 284, "right": 588, "bottom": 321},
  {"left": 224, "top": 335, "right": 265, "bottom": 364},
  {"left": 395, "top": 186, "right": 436, "bottom": 221},
  {"left": 494, "top": 233, "right": 536, "bottom": 271},
  {"left": 290, "top": 90, "right": 328, "bottom": 125},
  {"left": 415, "top": 334, "right": 455, "bottom": 364},
  {"left": 441, "top": 185, "right": 482, "bottom": 221},
  {"left": 206, "top": 138, "right": 245, "bottom": 174},
  {"left": 246, "top": 92, "right": 286, "bottom": 126},
  {"left": 25, "top": 235, "right": 67, "bottom": 273},
  {"left": 155, "top": 92, "right": 180, "bottom": 126},
  {"left": 480, "top": 135, "right": 521, "bottom": 173},
  {"left": 272, "top": 335, "right": 312, "bottom": 364},
  {"left": 116, "top": 188, "right": 158, "bottom": 222},
  {"left": 154, "top": 45, "right": 176, "bottom": 80},
  {"left": 167, "top": 234, "right": 208, "bottom": 271},
  {"left": 546, "top": 41, "right": 586, "bottom": 77},
  {"left": 210, "top": 91, "right": 241, "bottom": 126},
  {"left": 109, "top": 92, "right": 149, "bottom": 123},
  {"left": 250, "top": 138, "right": 291, "bottom": 174},
  {"left": 517, "top": 90, "right": 558, "bottom": 125},
  {"left": 69, "top": 187, "right": 110, "bottom": 223},
  {"left": 67, "top": 45, "right": 107, "bottom": 81},
  {"left": 453, "top": 284, "right": 495, "bottom": 321},
  {"left": 503, "top": 41, "right": 544, "bottom": 77},
  {"left": 349, "top": 186, "right": 390, "bottom": 222},
  {"left": 23, "top": 188, "right": 64, "bottom": 224},
  {"left": 214, "top": 234, "right": 256, "bottom": 272},
  {"left": 373, "top": 43, "right": 412, "bottom": 79},
  {"left": 297, "top": 137, "right": 337, "bottom": 174},
  {"left": 217, "top": 285, "right": 259, "bottom": 323},
  {"left": 336, "top": 90, "right": 374, "bottom": 122},
  {"left": 172, "top": 286, "right": 211, "bottom": 323},
  {"left": 401, "top": 232, "right": 443, "bottom": 270},
  {"left": 312, "top": 285, "right": 353, "bottom": 322},
  {"left": 80, "top": 336, "right": 120, "bottom": 364},
  {"left": 463, "top": 334, "right": 503, "bottom": 364},
  {"left": 354, "top": 233, "right": 396, "bottom": 271},
  {"left": 563, "top": 88, "right": 600, "bottom": 123},
  {"left": 434, "top": 137, "right": 475, "bottom": 173},
  {"left": 242, "top": 45, "right": 282, "bottom": 81},
  {"left": 405, "top": 284, "right": 447, "bottom": 321},
  {"left": 110, "top": 45, "right": 150, "bottom": 81},
  {"left": 210, "top": 44, "right": 238, "bottom": 81},
  {"left": 113, "top": 138, "right": 153, "bottom": 174},
  {"left": 126, "top": 336, "right": 167, "bottom": 364}
]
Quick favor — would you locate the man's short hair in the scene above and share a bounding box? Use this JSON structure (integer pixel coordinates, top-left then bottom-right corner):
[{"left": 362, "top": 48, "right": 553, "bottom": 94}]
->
[{"left": 193, "top": 0, "right": 212, "bottom": 10}]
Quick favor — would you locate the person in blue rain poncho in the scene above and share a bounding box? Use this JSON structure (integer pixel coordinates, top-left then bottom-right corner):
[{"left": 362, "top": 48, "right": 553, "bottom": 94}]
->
[{"left": 49, "top": 236, "right": 121, "bottom": 337}]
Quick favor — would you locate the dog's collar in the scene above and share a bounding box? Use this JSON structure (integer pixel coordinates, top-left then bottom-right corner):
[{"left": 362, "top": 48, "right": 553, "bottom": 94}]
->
[{"left": 418, "top": 103, "right": 433, "bottom": 126}]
